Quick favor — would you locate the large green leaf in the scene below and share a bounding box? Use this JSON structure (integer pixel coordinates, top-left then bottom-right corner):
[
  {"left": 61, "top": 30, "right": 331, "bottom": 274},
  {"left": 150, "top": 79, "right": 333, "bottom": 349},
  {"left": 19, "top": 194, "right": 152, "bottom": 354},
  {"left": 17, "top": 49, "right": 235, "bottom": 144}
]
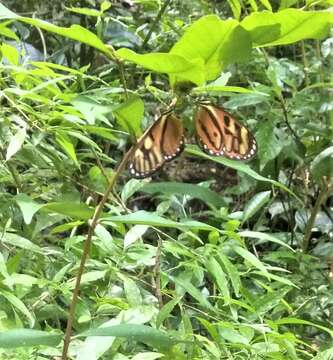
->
[
  {"left": 116, "top": 48, "right": 205, "bottom": 86},
  {"left": 79, "top": 324, "right": 179, "bottom": 350},
  {"left": 170, "top": 15, "right": 252, "bottom": 81},
  {"left": 141, "top": 182, "right": 226, "bottom": 207},
  {"left": 242, "top": 9, "right": 332, "bottom": 47},
  {"left": 0, "top": 329, "right": 61, "bottom": 348}
]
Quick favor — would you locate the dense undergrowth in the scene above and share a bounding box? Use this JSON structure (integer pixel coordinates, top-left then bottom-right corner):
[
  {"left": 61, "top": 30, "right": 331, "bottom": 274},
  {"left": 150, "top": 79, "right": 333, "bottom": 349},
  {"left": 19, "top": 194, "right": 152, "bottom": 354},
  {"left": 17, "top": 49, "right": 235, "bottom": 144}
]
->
[{"left": 0, "top": 0, "right": 332, "bottom": 359}]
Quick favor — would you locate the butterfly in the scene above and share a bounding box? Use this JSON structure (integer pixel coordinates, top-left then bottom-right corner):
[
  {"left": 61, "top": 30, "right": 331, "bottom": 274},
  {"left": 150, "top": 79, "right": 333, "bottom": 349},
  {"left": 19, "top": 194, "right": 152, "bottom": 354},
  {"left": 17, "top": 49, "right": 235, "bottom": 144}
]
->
[
  {"left": 195, "top": 102, "right": 257, "bottom": 160},
  {"left": 128, "top": 109, "right": 184, "bottom": 179}
]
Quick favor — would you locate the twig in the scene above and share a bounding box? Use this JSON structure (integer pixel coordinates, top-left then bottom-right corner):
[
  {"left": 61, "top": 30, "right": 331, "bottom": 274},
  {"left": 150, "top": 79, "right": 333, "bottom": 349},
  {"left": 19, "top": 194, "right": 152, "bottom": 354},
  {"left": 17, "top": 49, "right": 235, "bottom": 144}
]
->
[
  {"left": 61, "top": 147, "right": 134, "bottom": 360},
  {"left": 278, "top": 94, "right": 300, "bottom": 142},
  {"left": 141, "top": 0, "right": 172, "bottom": 49},
  {"left": 154, "top": 234, "right": 164, "bottom": 308},
  {"left": 302, "top": 179, "right": 332, "bottom": 253}
]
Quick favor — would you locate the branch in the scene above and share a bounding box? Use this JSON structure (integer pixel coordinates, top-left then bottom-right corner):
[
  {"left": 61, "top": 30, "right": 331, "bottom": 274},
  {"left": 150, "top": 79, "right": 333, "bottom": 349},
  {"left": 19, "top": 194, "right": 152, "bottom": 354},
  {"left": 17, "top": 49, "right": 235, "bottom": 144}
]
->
[
  {"left": 302, "top": 179, "right": 332, "bottom": 253},
  {"left": 61, "top": 147, "right": 134, "bottom": 360}
]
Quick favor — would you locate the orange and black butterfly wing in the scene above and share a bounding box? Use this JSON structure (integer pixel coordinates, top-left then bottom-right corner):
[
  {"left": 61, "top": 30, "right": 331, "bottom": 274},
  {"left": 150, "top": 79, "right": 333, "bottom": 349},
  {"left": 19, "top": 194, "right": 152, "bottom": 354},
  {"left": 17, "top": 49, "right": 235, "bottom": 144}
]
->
[
  {"left": 195, "top": 103, "right": 257, "bottom": 160},
  {"left": 128, "top": 112, "right": 184, "bottom": 178}
]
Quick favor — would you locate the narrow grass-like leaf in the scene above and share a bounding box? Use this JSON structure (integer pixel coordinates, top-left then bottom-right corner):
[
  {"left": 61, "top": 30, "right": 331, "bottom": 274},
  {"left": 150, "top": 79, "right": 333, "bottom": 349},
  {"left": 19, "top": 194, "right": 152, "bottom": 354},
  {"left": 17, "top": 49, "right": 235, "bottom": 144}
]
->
[
  {"left": 0, "top": 290, "right": 35, "bottom": 328},
  {"left": 239, "top": 230, "right": 294, "bottom": 251},
  {"left": 217, "top": 253, "right": 241, "bottom": 297},
  {"left": 0, "top": 329, "right": 61, "bottom": 348},
  {"left": 79, "top": 324, "right": 179, "bottom": 350},
  {"left": 233, "top": 246, "right": 269, "bottom": 276},
  {"left": 2, "top": 233, "right": 43, "bottom": 254},
  {"left": 141, "top": 182, "right": 226, "bottom": 207},
  {"left": 271, "top": 318, "right": 333, "bottom": 338},
  {"left": 206, "top": 257, "right": 230, "bottom": 301},
  {"left": 156, "top": 297, "right": 181, "bottom": 329},
  {"left": 169, "top": 275, "right": 214, "bottom": 311},
  {"left": 242, "top": 191, "right": 271, "bottom": 223},
  {"left": 106, "top": 211, "right": 216, "bottom": 231},
  {"left": 43, "top": 202, "right": 94, "bottom": 220}
]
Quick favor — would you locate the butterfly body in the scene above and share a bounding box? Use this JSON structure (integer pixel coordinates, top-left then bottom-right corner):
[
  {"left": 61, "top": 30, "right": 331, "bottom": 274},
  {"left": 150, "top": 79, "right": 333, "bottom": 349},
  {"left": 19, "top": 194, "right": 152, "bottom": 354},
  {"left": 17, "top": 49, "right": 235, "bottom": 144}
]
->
[
  {"left": 195, "top": 102, "right": 257, "bottom": 160},
  {"left": 128, "top": 110, "right": 184, "bottom": 178}
]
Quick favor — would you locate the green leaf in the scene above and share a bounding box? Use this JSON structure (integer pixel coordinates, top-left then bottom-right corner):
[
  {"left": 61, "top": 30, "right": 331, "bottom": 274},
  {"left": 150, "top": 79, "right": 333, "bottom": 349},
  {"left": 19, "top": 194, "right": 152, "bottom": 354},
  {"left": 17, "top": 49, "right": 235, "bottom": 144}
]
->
[
  {"left": 310, "top": 146, "right": 333, "bottom": 180},
  {"left": 239, "top": 230, "right": 295, "bottom": 251},
  {"left": 185, "top": 145, "right": 300, "bottom": 202},
  {"left": 242, "top": 191, "right": 271, "bottom": 223},
  {"left": 226, "top": 0, "right": 241, "bottom": 19},
  {"left": 156, "top": 298, "right": 181, "bottom": 329},
  {"left": 79, "top": 324, "right": 179, "bottom": 350},
  {"left": 0, "top": 4, "right": 112, "bottom": 56},
  {"left": 233, "top": 246, "right": 269, "bottom": 276},
  {"left": 66, "top": 6, "right": 102, "bottom": 17},
  {"left": 242, "top": 9, "right": 332, "bottom": 47},
  {"left": 113, "top": 96, "right": 144, "bottom": 137},
  {"left": 71, "top": 95, "right": 113, "bottom": 125},
  {"left": 121, "top": 179, "right": 146, "bottom": 203},
  {"left": 0, "top": 22, "right": 19, "bottom": 41},
  {"left": 258, "top": 0, "right": 272, "bottom": 11},
  {"left": 219, "top": 327, "right": 249, "bottom": 344},
  {"left": 14, "top": 194, "right": 44, "bottom": 224},
  {"left": 223, "top": 93, "right": 270, "bottom": 108},
  {"left": 270, "top": 318, "right": 333, "bottom": 337},
  {"left": 43, "top": 202, "right": 94, "bottom": 220},
  {"left": 1, "top": 42, "right": 19, "bottom": 65},
  {"left": 55, "top": 132, "right": 78, "bottom": 165},
  {"left": 256, "top": 121, "right": 283, "bottom": 170},
  {"left": 105, "top": 210, "right": 216, "bottom": 231},
  {"left": 192, "top": 85, "right": 263, "bottom": 95},
  {"left": 170, "top": 15, "right": 252, "bottom": 81},
  {"left": 0, "top": 290, "right": 35, "bottom": 327},
  {"left": 2, "top": 233, "right": 43, "bottom": 254},
  {"left": 169, "top": 275, "right": 214, "bottom": 310},
  {"left": 312, "top": 348, "right": 333, "bottom": 360},
  {"left": 6, "top": 127, "right": 26, "bottom": 161},
  {"left": 217, "top": 253, "right": 241, "bottom": 297},
  {"left": 0, "top": 329, "right": 61, "bottom": 348},
  {"left": 122, "top": 275, "right": 143, "bottom": 306},
  {"left": 206, "top": 257, "right": 230, "bottom": 301},
  {"left": 141, "top": 182, "right": 226, "bottom": 207},
  {"left": 116, "top": 48, "right": 205, "bottom": 86}
]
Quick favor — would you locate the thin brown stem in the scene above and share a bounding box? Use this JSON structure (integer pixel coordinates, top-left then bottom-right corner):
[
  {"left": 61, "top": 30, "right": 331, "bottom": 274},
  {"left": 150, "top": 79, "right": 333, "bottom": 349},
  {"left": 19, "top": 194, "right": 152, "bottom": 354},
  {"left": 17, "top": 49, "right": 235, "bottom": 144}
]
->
[
  {"left": 154, "top": 235, "right": 163, "bottom": 308},
  {"left": 278, "top": 94, "right": 300, "bottom": 142},
  {"left": 141, "top": 0, "right": 172, "bottom": 49},
  {"left": 61, "top": 147, "right": 134, "bottom": 360},
  {"left": 302, "top": 179, "right": 332, "bottom": 253}
]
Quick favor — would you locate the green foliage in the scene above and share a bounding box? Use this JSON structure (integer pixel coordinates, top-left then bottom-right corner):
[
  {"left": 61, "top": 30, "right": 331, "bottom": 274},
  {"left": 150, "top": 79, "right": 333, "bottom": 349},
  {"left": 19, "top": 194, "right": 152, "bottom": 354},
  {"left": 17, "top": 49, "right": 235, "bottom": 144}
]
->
[{"left": 0, "top": 0, "right": 332, "bottom": 359}]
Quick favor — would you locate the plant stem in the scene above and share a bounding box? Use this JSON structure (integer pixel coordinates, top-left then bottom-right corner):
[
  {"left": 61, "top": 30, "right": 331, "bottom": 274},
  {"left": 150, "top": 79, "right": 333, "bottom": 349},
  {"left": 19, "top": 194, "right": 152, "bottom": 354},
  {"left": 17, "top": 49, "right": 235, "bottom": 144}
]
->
[
  {"left": 61, "top": 147, "right": 134, "bottom": 360},
  {"left": 302, "top": 179, "right": 332, "bottom": 252},
  {"left": 141, "top": 0, "right": 172, "bottom": 49}
]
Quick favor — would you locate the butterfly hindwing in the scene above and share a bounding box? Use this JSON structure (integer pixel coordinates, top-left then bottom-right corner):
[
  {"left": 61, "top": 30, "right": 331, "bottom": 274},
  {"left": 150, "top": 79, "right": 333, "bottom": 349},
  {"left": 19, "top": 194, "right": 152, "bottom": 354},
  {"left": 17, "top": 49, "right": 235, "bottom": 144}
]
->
[
  {"left": 195, "top": 103, "right": 257, "bottom": 160},
  {"left": 128, "top": 111, "right": 184, "bottom": 178}
]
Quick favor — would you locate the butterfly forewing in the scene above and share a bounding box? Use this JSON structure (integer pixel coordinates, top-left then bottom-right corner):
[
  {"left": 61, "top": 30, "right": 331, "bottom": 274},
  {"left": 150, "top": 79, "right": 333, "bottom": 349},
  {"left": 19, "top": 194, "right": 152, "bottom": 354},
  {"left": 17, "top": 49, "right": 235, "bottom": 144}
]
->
[
  {"left": 195, "top": 103, "right": 257, "bottom": 160},
  {"left": 128, "top": 112, "right": 184, "bottom": 178}
]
